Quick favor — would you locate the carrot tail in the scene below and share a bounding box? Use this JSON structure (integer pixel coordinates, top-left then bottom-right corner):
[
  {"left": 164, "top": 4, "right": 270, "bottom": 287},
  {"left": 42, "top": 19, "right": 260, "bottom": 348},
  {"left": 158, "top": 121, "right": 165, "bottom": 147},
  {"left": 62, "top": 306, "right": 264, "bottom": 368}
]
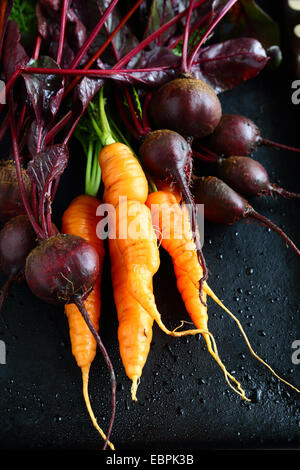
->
[
  {"left": 81, "top": 365, "right": 115, "bottom": 450},
  {"left": 171, "top": 321, "right": 249, "bottom": 401},
  {"left": 132, "top": 289, "right": 208, "bottom": 338},
  {"left": 131, "top": 376, "right": 140, "bottom": 402},
  {"left": 205, "top": 284, "right": 300, "bottom": 394}
]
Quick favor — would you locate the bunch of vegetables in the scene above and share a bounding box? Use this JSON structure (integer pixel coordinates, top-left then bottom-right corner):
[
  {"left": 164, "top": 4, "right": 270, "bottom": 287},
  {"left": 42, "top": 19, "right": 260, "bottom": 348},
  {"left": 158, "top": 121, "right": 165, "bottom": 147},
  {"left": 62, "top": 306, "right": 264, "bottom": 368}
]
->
[{"left": 0, "top": 0, "right": 299, "bottom": 450}]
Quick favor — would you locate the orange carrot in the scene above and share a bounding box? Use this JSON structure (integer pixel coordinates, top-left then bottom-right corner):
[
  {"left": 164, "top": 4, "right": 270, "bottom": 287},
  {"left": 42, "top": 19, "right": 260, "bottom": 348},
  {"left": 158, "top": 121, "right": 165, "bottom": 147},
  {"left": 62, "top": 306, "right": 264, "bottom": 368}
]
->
[
  {"left": 99, "top": 142, "right": 149, "bottom": 207},
  {"left": 62, "top": 194, "right": 115, "bottom": 449},
  {"left": 108, "top": 198, "right": 209, "bottom": 399},
  {"left": 109, "top": 235, "right": 154, "bottom": 401},
  {"left": 146, "top": 190, "right": 300, "bottom": 396}
]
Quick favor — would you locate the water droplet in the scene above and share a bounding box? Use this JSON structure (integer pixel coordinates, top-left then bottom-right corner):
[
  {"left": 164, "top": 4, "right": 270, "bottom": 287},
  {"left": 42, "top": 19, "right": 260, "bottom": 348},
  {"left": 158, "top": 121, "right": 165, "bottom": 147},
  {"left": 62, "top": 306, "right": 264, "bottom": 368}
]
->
[
  {"left": 54, "top": 415, "right": 62, "bottom": 423},
  {"left": 197, "top": 378, "right": 206, "bottom": 385},
  {"left": 258, "top": 330, "right": 266, "bottom": 337},
  {"left": 246, "top": 267, "right": 254, "bottom": 275}
]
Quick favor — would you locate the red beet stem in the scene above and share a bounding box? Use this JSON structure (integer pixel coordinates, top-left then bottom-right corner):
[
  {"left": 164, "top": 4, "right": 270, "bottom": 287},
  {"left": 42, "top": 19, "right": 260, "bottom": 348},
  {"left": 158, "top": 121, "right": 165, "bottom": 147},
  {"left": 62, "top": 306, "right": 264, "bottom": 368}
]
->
[
  {"left": 170, "top": 11, "right": 213, "bottom": 51},
  {"left": 56, "top": 0, "right": 69, "bottom": 66},
  {"left": 63, "top": 0, "right": 144, "bottom": 98},
  {"left": 174, "top": 167, "right": 208, "bottom": 305},
  {"left": 69, "top": 0, "right": 120, "bottom": 70},
  {"left": 181, "top": 0, "right": 196, "bottom": 74},
  {"left": 74, "top": 297, "right": 116, "bottom": 451},
  {"left": 45, "top": 110, "right": 72, "bottom": 145},
  {"left": 260, "top": 137, "right": 300, "bottom": 154},
  {"left": 268, "top": 184, "right": 300, "bottom": 199},
  {"left": 7, "top": 93, "right": 45, "bottom": 240},
  {"left": 32, "top": 34, "right": 42, "bottom": 61},
  {"left": 247, "top": 208, "right": 300, "bottom": 257},
  {"left": 22, "top": 66, "right": 172, "bottom": 77},
  {"left": 187, "top": 0, "right": 238, "bottom": 71},
  {"left": 113, "top": 0, "right": 207, "bottom": 71},
  {"left": 16, "top": 34, "right": 42, "bottom": 140}
]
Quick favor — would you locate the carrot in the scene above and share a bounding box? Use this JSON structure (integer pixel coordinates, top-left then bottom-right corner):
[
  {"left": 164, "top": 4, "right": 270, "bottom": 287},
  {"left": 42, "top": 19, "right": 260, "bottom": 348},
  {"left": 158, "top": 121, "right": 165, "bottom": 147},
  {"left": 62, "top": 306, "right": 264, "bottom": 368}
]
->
[
  {"left": 146, "top": 190, "right": 300, "bottom": 396},
  {"left": 99, "top": 142, "right": 149, "bottom": 207},
  {"left": 109, "top": 235, "right": 154, "bottom": 401},
  {"left": 109, "top": 198, "right": 212, "bottom": 398}
]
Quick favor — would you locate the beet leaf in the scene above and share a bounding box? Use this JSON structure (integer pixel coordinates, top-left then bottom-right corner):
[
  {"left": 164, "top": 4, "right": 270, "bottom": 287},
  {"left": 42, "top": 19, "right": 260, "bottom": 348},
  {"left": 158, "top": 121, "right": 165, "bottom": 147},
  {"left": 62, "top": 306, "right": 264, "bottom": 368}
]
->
[{"left": 191, "top": 37, "right": 269, "bottom": 94}]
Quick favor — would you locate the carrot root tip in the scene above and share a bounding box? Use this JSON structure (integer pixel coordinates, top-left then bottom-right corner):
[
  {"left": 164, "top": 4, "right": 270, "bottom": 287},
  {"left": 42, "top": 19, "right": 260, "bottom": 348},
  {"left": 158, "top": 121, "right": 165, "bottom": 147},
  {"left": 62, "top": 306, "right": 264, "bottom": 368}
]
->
[
  {"left": 131, "top": 376, "right": 140, "bottom": 402},
  {"left": 82, "top": 366, "right": 116, "bottom": 451}
]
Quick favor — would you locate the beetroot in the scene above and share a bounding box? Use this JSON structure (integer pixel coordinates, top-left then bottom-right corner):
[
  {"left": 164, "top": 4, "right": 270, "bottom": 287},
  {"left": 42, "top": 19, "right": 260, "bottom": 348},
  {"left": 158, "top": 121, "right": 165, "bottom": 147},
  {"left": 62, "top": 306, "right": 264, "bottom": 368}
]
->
[
  {"left": 218, "top": 156, "right": 300, "bottom": 199},
  {"left": 0, "top": 215, "right": 36, "bottom": 276},
  {"left": 148, "top": 76, "right": 222, "bottom": 139},
  {"left": 201, "top": 114, "right": 300, "bottom": 157},
  {"left": 25, "top": 234, "right": 99, "bottom": 306},
  {"left": 193, "top": 176, "right": 300, "bottom": 257},
  {"left": 0, "top": 215, "right": 37, "bottom": 310},
  {"left": 0, "top": 160, "right": 31, "bottom": 222}
]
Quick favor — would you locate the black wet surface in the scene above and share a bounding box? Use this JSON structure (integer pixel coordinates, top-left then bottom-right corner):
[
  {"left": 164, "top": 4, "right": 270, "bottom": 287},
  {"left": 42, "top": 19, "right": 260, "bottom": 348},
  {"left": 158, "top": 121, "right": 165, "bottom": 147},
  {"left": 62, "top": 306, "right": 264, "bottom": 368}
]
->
[{"left": 0, "top": 1, "right": 299, "bottom": 452}]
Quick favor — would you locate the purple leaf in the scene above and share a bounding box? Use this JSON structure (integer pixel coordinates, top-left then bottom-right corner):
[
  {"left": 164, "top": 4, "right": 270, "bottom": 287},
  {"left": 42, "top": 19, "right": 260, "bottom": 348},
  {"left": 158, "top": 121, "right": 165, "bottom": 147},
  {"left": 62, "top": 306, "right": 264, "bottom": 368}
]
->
[
  {"left": 22, "top": 56, "right": 65, "bottom": 124},
  {"left": 73, "top": 76, "right": 104, "bottom": 119},
  {"left": 2, "top": 20, "right": 29, "bottom": 81},
  {"left": 191, "top": 37, "right": 269, "bottom": 94},
  {"left": 27, "top": 144, "right": 69, "bottom": 198},
  {"left": 95, "top": 47, "right": 180, "bottom": 87},
  {"left": 66, "top": 76, "right": 104, "bottom": 141}
]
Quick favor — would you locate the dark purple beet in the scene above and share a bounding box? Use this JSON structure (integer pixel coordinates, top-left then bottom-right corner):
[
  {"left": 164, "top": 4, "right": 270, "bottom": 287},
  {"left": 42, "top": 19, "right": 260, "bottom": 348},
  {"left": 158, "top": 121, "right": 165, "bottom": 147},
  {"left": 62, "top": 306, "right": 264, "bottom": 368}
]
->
[
  {"left": 193, "top": 176, "right": 300, "bottom": 257},
  {"left": 201, "top": 114, "right": 260, "bottom": 157},
  {"left": 0, "top": 215, "right": 37, "bottom": 310},
  {"left": 218, "top": 156, "right": 300, "bottom": 199},
  {"left": 139, "top": 129, "right": 207, "bottom": 300},
  {"left": 201, "top": 114, "right": 300, "bottom": 157},
  {"left": 139, "top": 129, "right": 191, "bottom": 180},
  {"left": 25, "top": 233, "right": 99, "bottom": 306},
  {"left": 148, "top": 77, "right": 222, "bottom": 139},
  {"left": 0, "top": 160, "right": 32, "bottom": 222},
  {"left": 0, "top": 215, "right": 36, "bottom": 276}
]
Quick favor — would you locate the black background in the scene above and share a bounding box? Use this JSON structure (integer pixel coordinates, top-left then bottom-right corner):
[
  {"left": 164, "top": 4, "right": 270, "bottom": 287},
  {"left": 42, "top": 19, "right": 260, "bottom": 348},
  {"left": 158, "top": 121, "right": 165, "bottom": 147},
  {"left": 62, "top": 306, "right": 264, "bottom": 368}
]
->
[{"left": 0, "top": 1, "right": 299, "bottom": 452}]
